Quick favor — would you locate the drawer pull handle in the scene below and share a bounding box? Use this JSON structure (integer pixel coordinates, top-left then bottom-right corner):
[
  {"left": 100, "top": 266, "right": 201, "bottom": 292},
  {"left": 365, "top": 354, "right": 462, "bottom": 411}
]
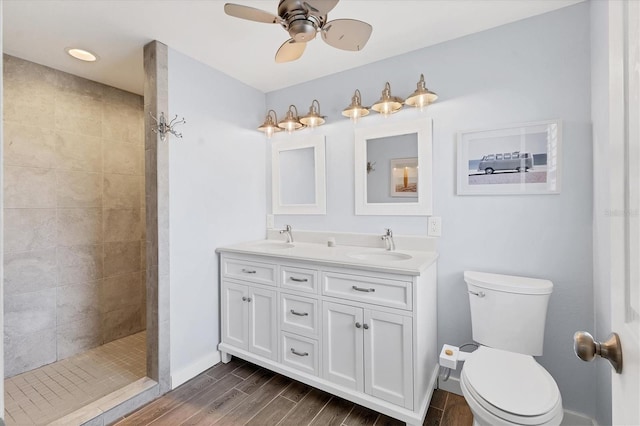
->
[
  {"left": 290, "top": 276, "right": 309, "bottom": 283},
  {"left": 290, "top": 348, "right": 309, "bottom": 357},
  {"left": 352, "top": 285, "right": 375, "bottom": 293},
  {"left": 290, "top": 309, "right": 309, "bottom": 317},
  {"left": 241, "top": 269, "right": 257, "bottom": 274}
]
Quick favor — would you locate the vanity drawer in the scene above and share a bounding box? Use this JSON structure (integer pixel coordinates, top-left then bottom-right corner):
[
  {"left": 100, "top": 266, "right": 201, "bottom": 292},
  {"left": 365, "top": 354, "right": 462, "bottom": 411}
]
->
[
  {"left": 281, "top": 293, "right": 319, "bottom": 337},
  {"left": 281, "top": 266, "right": 318, "bottom": 294},
  {"left": 222, "top": 257, "right": 277, "bottom": 286},
  {"left": 281, "top": 332, "right": 319, "bottom": 376},
  {"left": 322, "top": 272, "right": 412, "bottom": 310}
]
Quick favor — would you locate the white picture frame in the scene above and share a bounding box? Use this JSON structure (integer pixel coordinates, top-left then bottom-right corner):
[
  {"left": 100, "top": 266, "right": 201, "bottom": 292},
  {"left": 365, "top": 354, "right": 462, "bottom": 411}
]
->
[{"left": 457, "top": 120, "right": 562, "bottom": 195}]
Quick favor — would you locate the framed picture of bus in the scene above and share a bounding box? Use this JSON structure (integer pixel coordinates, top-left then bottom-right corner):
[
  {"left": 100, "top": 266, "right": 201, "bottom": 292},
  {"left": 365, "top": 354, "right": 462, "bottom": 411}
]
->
[{"left": 456, "top": 120, "right": 562, "bottom": 195}]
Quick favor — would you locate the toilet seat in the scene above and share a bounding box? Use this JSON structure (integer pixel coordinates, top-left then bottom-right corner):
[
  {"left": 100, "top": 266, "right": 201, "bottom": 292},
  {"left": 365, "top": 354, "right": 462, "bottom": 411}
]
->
[{"left": 461, "top": 346, "right": 563, "bottom": 425}]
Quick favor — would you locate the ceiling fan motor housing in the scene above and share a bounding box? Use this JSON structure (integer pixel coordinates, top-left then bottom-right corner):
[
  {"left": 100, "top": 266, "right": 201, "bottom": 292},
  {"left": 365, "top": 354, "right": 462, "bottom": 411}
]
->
[{"left": 278, "top": 0, "right": 323, "bottom": 42}]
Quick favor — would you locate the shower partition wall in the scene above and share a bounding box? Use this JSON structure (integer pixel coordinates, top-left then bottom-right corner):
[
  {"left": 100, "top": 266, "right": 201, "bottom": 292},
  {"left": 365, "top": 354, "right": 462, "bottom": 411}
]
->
[{"left": 2, "top": 54, "right": 146, "bottom": 377}]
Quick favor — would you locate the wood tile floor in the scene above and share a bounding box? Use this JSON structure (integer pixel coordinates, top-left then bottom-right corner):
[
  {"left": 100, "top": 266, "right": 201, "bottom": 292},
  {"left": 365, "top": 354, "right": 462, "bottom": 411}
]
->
[{"left": 114, "top": 357, "right": 473, "bottom": 426}]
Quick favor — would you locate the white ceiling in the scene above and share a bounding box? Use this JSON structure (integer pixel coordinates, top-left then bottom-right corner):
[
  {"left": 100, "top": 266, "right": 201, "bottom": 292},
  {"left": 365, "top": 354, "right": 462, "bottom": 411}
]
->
[{"left": 3, "top": 0, "right": 583, "bottom": 95}]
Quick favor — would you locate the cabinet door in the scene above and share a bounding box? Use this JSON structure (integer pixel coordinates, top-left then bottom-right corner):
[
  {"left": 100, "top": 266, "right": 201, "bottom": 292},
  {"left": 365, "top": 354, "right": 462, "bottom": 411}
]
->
[
  {"left": 363, "top": 309, "right": 413, "bottom": 409},
  {"left": 248, "top": 286, "right": 278, "bottom": 360},
  {"left": 221, "top": 281, "right": 248, "bottom": 350},
  {"left": 322, "top": 302, "right": 364, "bottom": 391}
]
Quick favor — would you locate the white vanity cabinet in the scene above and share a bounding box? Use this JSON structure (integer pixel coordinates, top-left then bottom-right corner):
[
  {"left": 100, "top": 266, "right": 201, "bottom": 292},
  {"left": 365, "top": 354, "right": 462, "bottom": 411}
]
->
[
  {"left": 218, "top": 250, "right": 438, "bottom": 426},
  {"left": 323, "top": 301, "right": 413, "bottom": 409}
]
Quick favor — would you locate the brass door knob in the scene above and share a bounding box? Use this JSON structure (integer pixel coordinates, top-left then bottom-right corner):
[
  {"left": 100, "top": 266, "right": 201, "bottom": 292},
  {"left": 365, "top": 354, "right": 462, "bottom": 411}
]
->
[{"left": 573, "top": 331, "right": 623, "bottom": 374}]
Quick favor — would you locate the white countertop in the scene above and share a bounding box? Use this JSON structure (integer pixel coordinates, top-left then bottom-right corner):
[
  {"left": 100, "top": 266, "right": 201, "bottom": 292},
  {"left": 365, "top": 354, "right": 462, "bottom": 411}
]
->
[{"left": 216, "top": 239, "right": 438, "bottom": 276}]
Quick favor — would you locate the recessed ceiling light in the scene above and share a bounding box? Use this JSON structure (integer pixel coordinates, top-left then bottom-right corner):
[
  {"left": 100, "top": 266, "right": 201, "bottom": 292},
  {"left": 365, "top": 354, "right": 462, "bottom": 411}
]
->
[{"left": 65, "top": 47, "right": 98, "bottom": 62}]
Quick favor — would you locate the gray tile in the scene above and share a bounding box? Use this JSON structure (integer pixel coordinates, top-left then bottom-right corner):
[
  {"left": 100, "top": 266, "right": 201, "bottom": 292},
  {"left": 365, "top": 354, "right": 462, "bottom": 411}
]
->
[
  {"left": 104, "top": 209, "right": 143, "bottom": 242},
  {"left": 104, "top": 141, "right": 143, "bottom": 175},
  {"left": 4, "top": 248, "right": 57, "bottom": 295},
  {"left": 57, "top": 244, "right": 103, "bottom": 285},
  {"left": 3, "top": 208, "right": 57, "bottom": 253},
  {"left": 102, "top": 304, "right": 143, "bottom": 343},
  {"left": 56, "top": 70, "right": 105, "bottom": 101},
  {"left": 58, "top": 208, "right": 103, "bottom": 246},
  {"left": 3, "top": 84, "right": 55, "bottom": 127},
  {"left": 55, "top": 131, "right": 102, "bottom": 172},
  {"left": 3, "top": 123, "right": 57, "bottom": 168},
  {"left": 4, "top": 328, "right": 56, "bottom": 377},
  {"left": 104, "top": 241, "right": 142, "bottom": 278},
  {"left": 4, "top": 289, "right": 57, "bottom": 338},
  {"left": 57, "top": 170, "right": 103, "bottom": 208},
  {"left": 104, "top": 86, "right": 143, "bottom": 109},
  {"left": 55, "top": 91, "right": 103, "bottom": 137},
  {"left": 102, "top": 103, "right": 143, "bottom": 145},
  {"left": 57, "top": 282, "right": 101, "bottom": 326},
  {"left": 104, "top": 174, "right": 141, "bottom": 209},
  {"left": 56, "top": 316, "right": 102, "bottom": 359},
  {"left": 4, "top": 166, "right": 57, "bottom": 208},
  {"left": 101, "top": 272, "right": 141, "bottom": 313}
]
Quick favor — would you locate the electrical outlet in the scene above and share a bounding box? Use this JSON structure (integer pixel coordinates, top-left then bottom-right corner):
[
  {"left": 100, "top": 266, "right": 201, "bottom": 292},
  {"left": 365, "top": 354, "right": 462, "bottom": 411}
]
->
[
  {"left": 428, "top": 216, "right": 442, "bottom": 237},
  {"left": 266, "top": 214, "right": 275, "bottom": 229}
]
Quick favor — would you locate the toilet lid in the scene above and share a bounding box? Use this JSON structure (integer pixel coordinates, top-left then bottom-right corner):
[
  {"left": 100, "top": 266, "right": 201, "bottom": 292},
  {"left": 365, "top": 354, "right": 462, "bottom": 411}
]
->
[{"left": 463, "top": 346, "right": 560, "bottom": 417}]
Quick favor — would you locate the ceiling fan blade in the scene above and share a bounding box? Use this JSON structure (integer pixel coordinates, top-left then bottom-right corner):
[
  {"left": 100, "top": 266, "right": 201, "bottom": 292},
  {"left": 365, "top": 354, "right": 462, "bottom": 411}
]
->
[
  {"left": 322, "top": 19, "right": 372, "bottom": 51},
  {"left": 303, "top": 0, "right": 339, "bottom": 16},
  {"left": 275, "top": 39, "right": 307, "bottom": 63},
  {"left": 224, "top": 3, "right": 280, "bottom": 24}
]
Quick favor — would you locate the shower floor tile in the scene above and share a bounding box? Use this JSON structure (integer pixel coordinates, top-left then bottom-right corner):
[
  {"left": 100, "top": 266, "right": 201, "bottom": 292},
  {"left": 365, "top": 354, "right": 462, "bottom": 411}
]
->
[{"left": 5, "top": 331, "right": 146, "bottom": 425}]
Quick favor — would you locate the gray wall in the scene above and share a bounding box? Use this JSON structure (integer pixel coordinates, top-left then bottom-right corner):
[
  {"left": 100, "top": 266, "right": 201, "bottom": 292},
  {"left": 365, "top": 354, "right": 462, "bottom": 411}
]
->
[
  {"left": 3, "top": 55, "right": 146, "bottom": 377},
  {"left": 266, "top": 3, "right": 595, "bottom": 418},
  {"left": 167, "top": 49, "right": 266, "bottom": 385}
]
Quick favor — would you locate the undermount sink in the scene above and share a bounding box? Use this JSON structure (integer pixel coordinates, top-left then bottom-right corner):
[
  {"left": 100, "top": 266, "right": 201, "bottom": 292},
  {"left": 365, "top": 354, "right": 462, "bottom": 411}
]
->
[
  {"left": 347, "top": 251, "right": 413, "bottom": 262},
  {"left": 253, "top": 241, "right": 294, "bottom": 250}
]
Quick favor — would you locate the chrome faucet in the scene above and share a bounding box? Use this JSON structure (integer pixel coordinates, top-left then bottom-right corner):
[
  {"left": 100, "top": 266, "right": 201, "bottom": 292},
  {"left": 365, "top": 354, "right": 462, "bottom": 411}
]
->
[
  {"left": 280, "top": 225, "right": 294, "bottom": 243},
  {"left": 381, "top": 228, "right": 396, "bottom": 251}
]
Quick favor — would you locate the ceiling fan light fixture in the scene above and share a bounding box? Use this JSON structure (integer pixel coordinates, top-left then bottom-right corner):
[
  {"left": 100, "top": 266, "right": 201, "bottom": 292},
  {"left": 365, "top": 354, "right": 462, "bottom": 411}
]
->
[
  {"left": 258, "top": 110, "right": 282, "bottom": 139},
  {"left": 371, "top": 82, "right": 403, "bottom": 116},
  {"left": 342, "top": 89, "right": 370, "bottom": 122},
  {"left": 299, "top": 99, "right": 326, "bottom": 128},
  {"left": 278, "top": 105, "right": 304, "bottom": 133},
  {"left": 404, "top": 74, "right": 438, "bottom": 110}
]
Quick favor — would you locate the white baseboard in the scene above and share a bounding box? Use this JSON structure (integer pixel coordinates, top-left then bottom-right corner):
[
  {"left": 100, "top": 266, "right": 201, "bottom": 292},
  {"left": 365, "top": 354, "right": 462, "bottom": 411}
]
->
[
  {"left": 437, "top": 377, "right": 596, "bottom": 426},
  {"left": 171, "top": 350, "right": 221, "bottom": 389},
  {"left": 560, "top": 410, "right": 597, "bottom": 426},
  {"left": 437, "top": 376, "right": 462, "bottom": 396}
]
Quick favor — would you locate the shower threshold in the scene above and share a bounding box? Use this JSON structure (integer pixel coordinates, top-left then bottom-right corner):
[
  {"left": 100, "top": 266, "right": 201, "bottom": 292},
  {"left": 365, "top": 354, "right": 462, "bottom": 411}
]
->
[{"left": 5, "top": 331, "right": 156, "bottom": 425}]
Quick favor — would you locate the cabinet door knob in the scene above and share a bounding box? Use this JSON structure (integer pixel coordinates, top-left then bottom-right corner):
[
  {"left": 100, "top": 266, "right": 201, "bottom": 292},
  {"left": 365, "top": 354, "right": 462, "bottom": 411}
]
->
[
  {"left": 241, "top": 296, "right": 247, "bottom": 301},
  {"left": 247, "top": 297, "right": 252, "bottom": 302},
  {"left": 355, "top": 322, "right": 362, "bottom": 328},
  {"left": 363, "top": 323, "right": 369, "bottom": 330}
]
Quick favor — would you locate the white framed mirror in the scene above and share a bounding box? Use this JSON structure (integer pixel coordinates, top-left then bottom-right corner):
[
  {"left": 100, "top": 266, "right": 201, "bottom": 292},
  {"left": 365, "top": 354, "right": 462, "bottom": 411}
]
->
[
  {"left": 354, "top": 118, "right": 433, "bottom": 215},
  {"left": 272, "top": 134, "right": 326, "bottom": 215}
]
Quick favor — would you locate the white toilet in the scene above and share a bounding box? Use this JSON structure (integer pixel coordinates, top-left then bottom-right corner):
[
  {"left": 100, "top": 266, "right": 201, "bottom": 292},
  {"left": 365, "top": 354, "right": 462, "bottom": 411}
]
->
[{"left": 460, "top": 271, "right": 563, "bottom": 426}]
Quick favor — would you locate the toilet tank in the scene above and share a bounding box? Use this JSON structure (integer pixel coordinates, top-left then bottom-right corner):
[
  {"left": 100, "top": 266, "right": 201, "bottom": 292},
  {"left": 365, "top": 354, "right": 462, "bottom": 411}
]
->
[{"left": 464, "top": 271, "right": 553, "bottom": 356}]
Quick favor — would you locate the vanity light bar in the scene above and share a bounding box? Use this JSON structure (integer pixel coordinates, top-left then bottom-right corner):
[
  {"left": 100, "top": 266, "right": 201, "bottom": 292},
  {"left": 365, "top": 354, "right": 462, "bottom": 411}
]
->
[{"left": 258, "top": 100, "right": 326, "bottom": 138}]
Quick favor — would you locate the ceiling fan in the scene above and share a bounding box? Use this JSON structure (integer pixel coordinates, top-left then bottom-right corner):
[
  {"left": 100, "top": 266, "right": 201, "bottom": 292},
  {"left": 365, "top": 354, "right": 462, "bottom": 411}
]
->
[{"left": 224, "top": 0, "right": 373, "bottom": 63}]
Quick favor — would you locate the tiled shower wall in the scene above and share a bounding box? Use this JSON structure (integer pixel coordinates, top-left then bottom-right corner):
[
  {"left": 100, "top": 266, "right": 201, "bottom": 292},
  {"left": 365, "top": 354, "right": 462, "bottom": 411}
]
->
[{"left": 2, "top": 55, "right": 146, "bottom": 377}]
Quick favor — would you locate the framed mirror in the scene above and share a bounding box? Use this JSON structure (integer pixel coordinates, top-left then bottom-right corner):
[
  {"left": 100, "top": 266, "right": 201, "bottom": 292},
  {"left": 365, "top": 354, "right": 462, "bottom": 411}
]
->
[
  {"left": 354, "top": 118, "right": 433, "bottom": 215},
  {"left": 272, "top": 135, "right": 326, "bottom": 214}
]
